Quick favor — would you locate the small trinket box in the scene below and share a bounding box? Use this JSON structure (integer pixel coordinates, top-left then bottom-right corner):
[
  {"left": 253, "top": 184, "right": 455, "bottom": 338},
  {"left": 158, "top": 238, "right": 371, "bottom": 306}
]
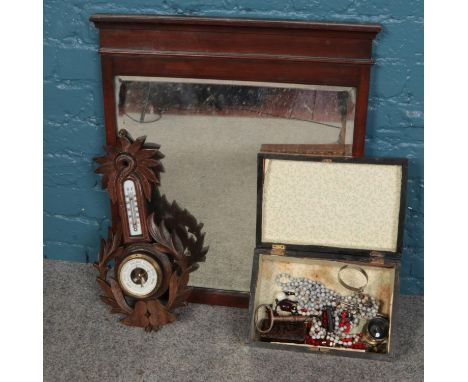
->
[{"left": 248, "top": 153, "right": 408, "bottom": 360}]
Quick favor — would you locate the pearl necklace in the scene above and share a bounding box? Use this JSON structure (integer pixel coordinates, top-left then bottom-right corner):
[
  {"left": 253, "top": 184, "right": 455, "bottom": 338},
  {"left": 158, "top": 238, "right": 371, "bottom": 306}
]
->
[{"left": 275, "top": 273, "right": 380, "bottom": 345}]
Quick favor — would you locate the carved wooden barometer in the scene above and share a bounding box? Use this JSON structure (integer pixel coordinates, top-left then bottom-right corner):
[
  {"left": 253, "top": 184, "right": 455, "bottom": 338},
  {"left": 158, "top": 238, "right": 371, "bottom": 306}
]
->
[{"left": 94, "top": 130, "right": 208, "bottom": 331}]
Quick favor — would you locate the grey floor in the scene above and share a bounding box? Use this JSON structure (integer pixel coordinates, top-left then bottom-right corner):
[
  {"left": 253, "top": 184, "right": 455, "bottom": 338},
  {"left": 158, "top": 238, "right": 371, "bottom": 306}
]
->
[{"left": 44, "top": 259, "right": 423, "bottom": 382}]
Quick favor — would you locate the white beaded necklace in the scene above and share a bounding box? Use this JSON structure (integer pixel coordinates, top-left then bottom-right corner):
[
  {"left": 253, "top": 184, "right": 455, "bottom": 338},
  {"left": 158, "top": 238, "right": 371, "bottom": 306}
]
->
[{"left": 275, "top": 272, "right": 380, "bottom": 344}]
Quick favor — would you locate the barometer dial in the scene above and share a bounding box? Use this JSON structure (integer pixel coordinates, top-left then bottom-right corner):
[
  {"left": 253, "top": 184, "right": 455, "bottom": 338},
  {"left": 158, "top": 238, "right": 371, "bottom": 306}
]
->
[{"left": 118, "top": 253, "right": 162, "bottom": 298}]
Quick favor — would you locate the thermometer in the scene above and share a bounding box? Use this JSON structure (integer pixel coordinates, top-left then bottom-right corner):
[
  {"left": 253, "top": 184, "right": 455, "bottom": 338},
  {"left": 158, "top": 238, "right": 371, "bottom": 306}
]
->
[{"left": 123, "top": 179, "right": 142, "bottom": 236}]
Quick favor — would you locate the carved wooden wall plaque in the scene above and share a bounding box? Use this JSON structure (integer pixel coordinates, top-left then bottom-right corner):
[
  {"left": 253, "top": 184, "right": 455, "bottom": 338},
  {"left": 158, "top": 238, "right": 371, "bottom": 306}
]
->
[{"left": 94, "top": 130, "right": 208, "bottom": 331}]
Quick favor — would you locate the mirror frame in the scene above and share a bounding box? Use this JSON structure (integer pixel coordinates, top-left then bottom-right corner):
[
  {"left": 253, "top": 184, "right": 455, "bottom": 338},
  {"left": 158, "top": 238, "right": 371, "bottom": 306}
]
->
[{"left": 90, "top": 14, "right": 381, "bottom": 308}]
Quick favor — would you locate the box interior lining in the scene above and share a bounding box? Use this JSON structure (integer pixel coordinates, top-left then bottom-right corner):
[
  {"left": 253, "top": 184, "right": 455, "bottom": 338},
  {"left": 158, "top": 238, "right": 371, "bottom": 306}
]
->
[
  {"left": 252, "top": 253, "right": 395, "bottom": 353},
  {"left": 261, "top": 159, "right": 403, "bottom": 252}
]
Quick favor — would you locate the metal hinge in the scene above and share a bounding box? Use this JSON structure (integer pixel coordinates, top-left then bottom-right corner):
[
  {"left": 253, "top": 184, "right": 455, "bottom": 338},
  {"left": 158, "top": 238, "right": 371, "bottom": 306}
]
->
[
  {"left": 271, "top": 244, "right": 286, "bottom": 256},
  {"left": 369, "top": 251, "right": 385, "bottom": 265}
]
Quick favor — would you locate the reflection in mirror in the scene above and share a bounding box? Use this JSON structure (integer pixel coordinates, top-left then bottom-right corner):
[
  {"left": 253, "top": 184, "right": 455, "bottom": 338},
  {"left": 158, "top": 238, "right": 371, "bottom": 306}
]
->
[{"left": 115, "top": 76, "right": 356, "bottom": 292}]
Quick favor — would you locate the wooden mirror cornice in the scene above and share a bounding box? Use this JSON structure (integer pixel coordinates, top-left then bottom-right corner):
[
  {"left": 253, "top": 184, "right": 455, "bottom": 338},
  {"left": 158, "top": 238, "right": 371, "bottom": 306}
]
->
[{"left": 90, "top": 14, "right": 381, "bottom": 308}]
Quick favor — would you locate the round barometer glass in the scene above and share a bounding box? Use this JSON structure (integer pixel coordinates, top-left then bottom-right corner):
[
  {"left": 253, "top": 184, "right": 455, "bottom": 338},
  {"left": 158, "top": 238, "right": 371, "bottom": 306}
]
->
[{"left": 118, "top": 253, "right": 162, "bottom": 298}]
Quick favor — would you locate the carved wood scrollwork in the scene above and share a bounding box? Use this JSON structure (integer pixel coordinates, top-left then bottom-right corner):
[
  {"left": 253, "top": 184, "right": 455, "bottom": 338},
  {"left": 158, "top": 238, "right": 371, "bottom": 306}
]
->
[{"left": 94, "top": 130, "right": 208, "bottom": 331}]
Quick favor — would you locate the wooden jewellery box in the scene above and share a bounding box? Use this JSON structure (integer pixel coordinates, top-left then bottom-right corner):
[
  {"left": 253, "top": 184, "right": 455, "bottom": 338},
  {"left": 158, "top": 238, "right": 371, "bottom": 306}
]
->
[{"left": 248, "top": 153, "right": 408, "bottom": 360}]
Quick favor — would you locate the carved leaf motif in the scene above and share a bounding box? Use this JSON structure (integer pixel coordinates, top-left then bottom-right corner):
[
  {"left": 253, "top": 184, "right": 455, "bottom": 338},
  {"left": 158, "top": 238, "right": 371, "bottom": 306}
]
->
[
  {"left": 119, "top": 300, "right": 177, "bottom": 331},
  {"left": 120, "top": 133, "right": 132, "bottom": 152},
  {"left": 137, "top": 166, "right": 159, "bottom": 186},
  {"left": 97, "top": 278, "right": 128, "bottom": 315},
  {"left": 139, "top": 149, "right": 161, "bottom": 159},
  {"left": 167, "top": 272, "right": 179, "bottom": 308},
  {"left": 108, "top": 226, "right": 122, "bottom": 254},
  {"left": 167, "top": 267, "right": 192, "bottom": 310},
  {"left": 147, "top": 300, "right": 176, "bottom": 331},
  {"left": 141, "top": 158, "right": 163, "bottom": 168},
  {"left": 107, "top": 173, "right": 117, "bottom": 203},
  {"left": 98, "top": 226, "right": 122, "bottom": 267},
  {"left": 97, "top": 277, "right": 113, "bottom": 299},
  {"left": 173, "top": 290, "right": 192, "bottom": 309},
  {"left": 128, "top": 136, "right": 146, "bottom": 155},
  {"left": 95, "top": 163, "right": 113, "bottom": 175},
  {"left": 160, "top": 221, "right": 172, "bottom": 248},
  {"left": 148, "top": 215, "right": 181, "bottom": 259},
  {"left": 140, "top": 175, "right": 152, "bottom": 201},
  {"left": 180, "top": 267, "right": 190, "bottom": 287},
  {"left": 152, "top": 243, "right": 171, "bottom": 254},
  {"left": 172, "top": 232, "right": 184, "bottom": 254},
  {"left": 156, "top": 195, "right": 210, "bottom": 268},
  {"left": 122, "top": 301, "right": 149, "bottom": 328},
  {"left": 173, "top": 268, "right": 192, "bottom": 308},
  {"left": 94, "top": 130, "right": 164, "bottom": 205},
  {"left": 110, "top": 279, "right": 132, "bottom": 314},
  {"left": 98, "top": 238, "right": 106, "bottom": 263},
  {"left": 147, "top": 214, "right": 164, "bottom": 244}
]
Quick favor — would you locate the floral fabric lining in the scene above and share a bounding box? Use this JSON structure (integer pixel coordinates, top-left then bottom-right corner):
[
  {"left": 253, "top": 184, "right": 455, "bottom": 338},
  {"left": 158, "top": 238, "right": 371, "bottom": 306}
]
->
[{"left": 261, "top": 159, "right": 402, "bottom": 252}]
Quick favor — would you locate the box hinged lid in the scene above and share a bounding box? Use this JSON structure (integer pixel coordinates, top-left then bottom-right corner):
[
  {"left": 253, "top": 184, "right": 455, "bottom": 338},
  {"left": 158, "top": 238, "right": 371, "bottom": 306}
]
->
[{"left": 256, "top": 154, "right": 408, "bottom": 258}]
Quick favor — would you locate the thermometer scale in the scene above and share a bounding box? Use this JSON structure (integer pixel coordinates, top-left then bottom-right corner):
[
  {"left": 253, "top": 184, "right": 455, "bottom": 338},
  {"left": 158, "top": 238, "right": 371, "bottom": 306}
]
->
[{"left": 123, "top": 179, "right": 142, "bottom": 236}]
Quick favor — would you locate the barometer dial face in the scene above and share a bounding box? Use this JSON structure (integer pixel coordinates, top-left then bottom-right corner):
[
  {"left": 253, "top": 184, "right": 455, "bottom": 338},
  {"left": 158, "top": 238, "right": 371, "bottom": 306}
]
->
[{"left": 118, "top": 253, "right": 162, "bottom": 298}]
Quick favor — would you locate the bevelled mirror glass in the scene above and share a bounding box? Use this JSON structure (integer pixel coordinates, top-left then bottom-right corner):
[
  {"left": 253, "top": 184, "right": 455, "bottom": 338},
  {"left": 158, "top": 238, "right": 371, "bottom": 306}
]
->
[{"left": 114, "top": 75, "right": 357, "bottom": 292}]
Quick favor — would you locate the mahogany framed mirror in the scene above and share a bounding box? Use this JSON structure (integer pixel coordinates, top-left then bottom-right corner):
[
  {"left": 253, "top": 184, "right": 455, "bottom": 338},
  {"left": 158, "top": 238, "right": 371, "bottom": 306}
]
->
[{"left": 90, "top": 14, "right": 381, "bottom": 308}]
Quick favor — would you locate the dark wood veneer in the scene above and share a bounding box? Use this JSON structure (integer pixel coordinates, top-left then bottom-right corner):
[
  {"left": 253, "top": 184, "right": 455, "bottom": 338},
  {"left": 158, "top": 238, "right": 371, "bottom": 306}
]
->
[
  {"left": 91, "top": 14, "right": 381, "bottom": 308},
  {"left": 188, "top": 287, "right": 250, "bottom": 308}
]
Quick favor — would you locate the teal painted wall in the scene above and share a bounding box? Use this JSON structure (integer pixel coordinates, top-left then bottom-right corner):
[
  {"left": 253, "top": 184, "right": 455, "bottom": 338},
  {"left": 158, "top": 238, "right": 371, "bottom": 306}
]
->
[{"left": 44, "top": 1, "right": 424, "bottom": 293}]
